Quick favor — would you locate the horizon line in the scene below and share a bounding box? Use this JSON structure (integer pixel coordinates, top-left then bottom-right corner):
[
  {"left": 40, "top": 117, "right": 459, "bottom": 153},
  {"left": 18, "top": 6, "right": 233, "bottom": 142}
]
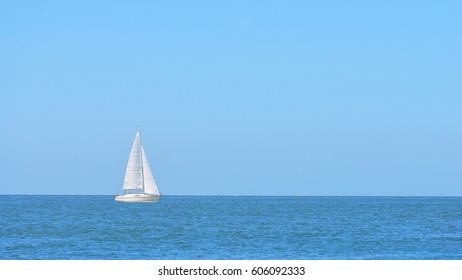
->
[{"left": 0, "top": 194, "right": 460, "bottom": 197}]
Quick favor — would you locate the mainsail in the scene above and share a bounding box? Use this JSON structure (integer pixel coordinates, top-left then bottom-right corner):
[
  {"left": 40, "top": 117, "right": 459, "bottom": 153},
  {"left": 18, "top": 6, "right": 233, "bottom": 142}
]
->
[{"left": 123, "top": 131, "right": 143, "bottom": 190}]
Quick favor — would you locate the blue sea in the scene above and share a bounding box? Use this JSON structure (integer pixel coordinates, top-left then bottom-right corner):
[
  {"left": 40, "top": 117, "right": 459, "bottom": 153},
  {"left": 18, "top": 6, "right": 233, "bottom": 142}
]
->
[{"left": 0, "top": 195, "right": 461, "bottom": 259}]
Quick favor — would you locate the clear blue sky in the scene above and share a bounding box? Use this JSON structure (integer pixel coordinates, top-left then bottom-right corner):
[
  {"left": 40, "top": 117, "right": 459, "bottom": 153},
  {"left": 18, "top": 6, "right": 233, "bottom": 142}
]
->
[{"left": 1, "top": 0, "right": 461, "bottom": 195}]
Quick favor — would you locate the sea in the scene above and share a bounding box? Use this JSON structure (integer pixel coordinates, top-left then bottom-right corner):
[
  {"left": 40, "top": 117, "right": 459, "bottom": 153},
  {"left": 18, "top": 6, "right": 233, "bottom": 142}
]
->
[{"left": 0, "top": 195, "right": 460, "bottom": 260}]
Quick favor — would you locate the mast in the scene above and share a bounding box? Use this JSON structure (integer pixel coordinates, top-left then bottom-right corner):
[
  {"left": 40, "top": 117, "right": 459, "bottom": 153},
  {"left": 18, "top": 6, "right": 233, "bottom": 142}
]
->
[{"left": 139, "top": 130, "right": 145, "bottom": 193}]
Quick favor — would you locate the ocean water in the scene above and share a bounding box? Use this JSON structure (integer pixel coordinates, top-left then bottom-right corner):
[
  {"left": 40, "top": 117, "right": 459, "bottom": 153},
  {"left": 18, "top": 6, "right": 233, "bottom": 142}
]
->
[{"left": 0, "top": 195, "right": 460, "bottom": 260}]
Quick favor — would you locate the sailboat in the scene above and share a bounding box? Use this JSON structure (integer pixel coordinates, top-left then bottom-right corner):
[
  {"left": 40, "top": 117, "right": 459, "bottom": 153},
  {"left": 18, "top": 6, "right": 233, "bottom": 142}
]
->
[{"left": 115, "top": 131, "right": 160, "bottom": 202}]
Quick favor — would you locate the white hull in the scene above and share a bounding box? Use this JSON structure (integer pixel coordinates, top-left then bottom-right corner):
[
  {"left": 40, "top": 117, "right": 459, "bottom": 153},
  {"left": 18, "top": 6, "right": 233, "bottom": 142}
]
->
[{"left": 114, "top": 194, "right": 160, "bottom": 202}]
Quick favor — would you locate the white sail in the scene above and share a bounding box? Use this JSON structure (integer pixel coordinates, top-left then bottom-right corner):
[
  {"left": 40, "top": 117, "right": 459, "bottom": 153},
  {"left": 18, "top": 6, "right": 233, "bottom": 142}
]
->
[
  {"left": 123, "top": 131, "right": 143, "bottom": 190},
  {"left": 141, "top": 146, "right": 160, "bottom": 195},
  {"left": 116, "top": 130, "right": 160, "bottom": 202}
]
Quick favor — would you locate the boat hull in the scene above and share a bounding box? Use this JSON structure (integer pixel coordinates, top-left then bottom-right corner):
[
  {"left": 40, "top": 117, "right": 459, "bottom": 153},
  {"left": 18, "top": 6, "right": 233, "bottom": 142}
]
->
[{"left": 114, "top": 194, "right": 160, "bottom": 202}]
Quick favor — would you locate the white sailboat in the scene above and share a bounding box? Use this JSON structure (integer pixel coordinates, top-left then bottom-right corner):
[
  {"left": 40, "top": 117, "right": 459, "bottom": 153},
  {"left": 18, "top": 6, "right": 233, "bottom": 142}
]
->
[{"left": 115, "top": 131, "right": 160, "bottom": 202}]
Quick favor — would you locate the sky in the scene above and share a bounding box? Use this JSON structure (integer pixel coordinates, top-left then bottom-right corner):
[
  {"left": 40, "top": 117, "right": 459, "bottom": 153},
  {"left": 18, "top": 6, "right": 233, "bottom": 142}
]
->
[{"left": 0, "top": 0, "right": 461, "bottom": 195}]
